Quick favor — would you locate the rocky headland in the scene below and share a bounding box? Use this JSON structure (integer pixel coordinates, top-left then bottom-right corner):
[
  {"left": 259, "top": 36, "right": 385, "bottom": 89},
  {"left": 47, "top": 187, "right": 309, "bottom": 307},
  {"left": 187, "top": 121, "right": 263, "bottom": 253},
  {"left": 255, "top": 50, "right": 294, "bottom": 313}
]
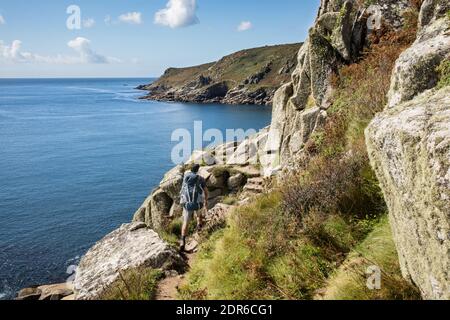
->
[{"left": 137, "top": 44, "right": 302, "bottom": 106}]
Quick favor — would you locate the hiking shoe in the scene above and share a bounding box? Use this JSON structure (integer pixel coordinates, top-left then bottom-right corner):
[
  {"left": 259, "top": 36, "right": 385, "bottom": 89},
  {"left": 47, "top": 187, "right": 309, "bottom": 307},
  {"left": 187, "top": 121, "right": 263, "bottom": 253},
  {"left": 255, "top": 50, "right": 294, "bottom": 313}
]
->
[{"left": 179, "top": 237, "right": 186, "bottom": 252}]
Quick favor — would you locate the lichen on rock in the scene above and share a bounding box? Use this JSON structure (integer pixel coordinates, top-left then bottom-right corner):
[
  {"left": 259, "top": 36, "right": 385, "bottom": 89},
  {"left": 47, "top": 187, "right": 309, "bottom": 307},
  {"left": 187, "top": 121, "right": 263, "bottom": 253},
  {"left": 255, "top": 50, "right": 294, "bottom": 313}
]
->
[
  {"left": 365, "top": 1, "right": 450, "bottom": 300},
  {"left": 73, "top": 222, "right": 186, "bottom": 300}
]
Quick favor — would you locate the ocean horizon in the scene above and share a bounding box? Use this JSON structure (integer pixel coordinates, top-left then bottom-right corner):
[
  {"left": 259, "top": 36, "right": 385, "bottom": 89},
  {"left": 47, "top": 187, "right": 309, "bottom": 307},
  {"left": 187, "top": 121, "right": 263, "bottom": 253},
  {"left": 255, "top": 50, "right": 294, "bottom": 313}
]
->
[{"left": 0, "top": 78, "right": 272, "bottom": 299}]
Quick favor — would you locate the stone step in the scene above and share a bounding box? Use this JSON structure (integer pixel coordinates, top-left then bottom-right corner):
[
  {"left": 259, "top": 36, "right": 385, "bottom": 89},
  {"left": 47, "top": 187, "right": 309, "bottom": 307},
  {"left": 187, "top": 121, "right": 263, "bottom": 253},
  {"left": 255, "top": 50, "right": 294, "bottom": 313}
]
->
[
  {"left": 243, "top": 183, "right": 264, "bottom": 193},
  {"left": 232, "top": 165, "right": 261, "bottom": 178},
  {"left": 246, "top": 177, "right": 264, "bottom": 186}
]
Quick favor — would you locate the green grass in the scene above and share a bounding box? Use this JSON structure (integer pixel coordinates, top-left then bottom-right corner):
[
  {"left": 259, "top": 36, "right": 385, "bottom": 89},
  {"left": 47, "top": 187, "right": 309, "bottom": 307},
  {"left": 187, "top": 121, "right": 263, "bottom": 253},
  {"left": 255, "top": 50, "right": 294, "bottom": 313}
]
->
[
  {"left": 161, "top": 216, "right": 198, "bottom": 247},
  {"left": 222, "top": 194, "right": 238, "bottom": 206},
  {"left": 178, "top": 17, "right": 422, "bottom": 301},
  {"left": 320, "top": 216, "right": 421, "bottom": 300},
  {"left": 146, "top": 43, "right": 302, "bottom": 93},
  {"left": 100, "top": 268, "right": 164, "bottom": 300},
  {"left": 180, "top": 193, "right": 337, "bottom": 300}
]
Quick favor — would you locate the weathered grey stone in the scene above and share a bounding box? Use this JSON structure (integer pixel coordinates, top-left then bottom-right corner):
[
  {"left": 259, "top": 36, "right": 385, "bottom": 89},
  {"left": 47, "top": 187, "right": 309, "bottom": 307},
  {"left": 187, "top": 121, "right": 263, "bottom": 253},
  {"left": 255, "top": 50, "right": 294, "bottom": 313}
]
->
[
  {"left": 207, "top": 188, "right": 224, "bottom": 200},
  {"left": 214, "top": 141, "right": 238, "bottom": 164},
  {"left": 74, "top": 222, "right": 186, "bottom": 300},
  {"left": 262, "top": 0, "right": 396, "bottom": 176},
  {"left": 169, "top": 203, "right": 183, "bottom": 218},
  {"left": 38, "top": 283, "right": 74, "bottom": 301},
  {"left": 16, "top": 287, "right": 41, "bottom": 300},
  {"left": 309, "top": 28, "right": 339, "bottom": 108},
  {"left": 132, "top": 194, "right": 152, "bottom": 226},
  {"left": 202, "top": 204, "right": 234, "bottom": 234},
  {"left": 207, "top": 173, "right": 226, "bottom": 189},
  {"left": 366, "top": 87, "right": 450, "bottom": 300},
  {"left": 187, "top": 150, "right": 216, "bottom": 166},
  {"left": 150, "top": 189, "right": 173, "bottom": 230},
  {"left": 366, "top": 3, "right": 450, "bottom": 299},
  {"left": 419, "top": 0, "right": 450, "bottom": 31},
  {"left": 227, "top": 173, "right": 246, "bottom": 190},
  {"left": 316, "top": 1, "right": 354, "bottom": 61},
  {"left": 375, "top": 0, "right": 411, "bottom": 29},
  {"left": 289, "top": 107, "right": 321, "bottom": 153},
  {"left": 132, "top": 206, "right": 146, "bottom": 223},
  {"left": 159, "top": 165, "right": 185, "bottom": 201}
]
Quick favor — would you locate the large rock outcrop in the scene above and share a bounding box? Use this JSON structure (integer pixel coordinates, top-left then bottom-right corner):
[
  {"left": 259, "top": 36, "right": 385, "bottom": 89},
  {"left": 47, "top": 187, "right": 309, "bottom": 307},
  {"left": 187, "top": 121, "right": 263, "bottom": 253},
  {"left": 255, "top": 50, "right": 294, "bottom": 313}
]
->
[
  {"left": 261, "top": 0, "right": 412, "bottom": 176},
  {"left": 366, "top": 0, "right": 450, "bottom": 300},
  {"left": 73, "top": 222, "right": 186, "bottom": 300}
]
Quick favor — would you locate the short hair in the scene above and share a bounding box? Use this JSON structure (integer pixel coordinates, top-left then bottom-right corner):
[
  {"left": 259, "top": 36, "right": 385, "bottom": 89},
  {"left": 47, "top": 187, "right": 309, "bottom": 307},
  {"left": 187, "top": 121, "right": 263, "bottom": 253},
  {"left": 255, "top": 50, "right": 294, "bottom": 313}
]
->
[{"left": 191, "top": 164, "right": 200, "bottom": 173}]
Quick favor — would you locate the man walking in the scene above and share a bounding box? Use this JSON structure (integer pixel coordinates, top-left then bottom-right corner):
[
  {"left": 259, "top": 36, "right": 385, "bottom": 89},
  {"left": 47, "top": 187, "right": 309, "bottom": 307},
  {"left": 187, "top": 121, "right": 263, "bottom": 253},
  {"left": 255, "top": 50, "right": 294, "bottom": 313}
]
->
[{"left": 179, "top": 164, "right": 208, "bottom": 252}]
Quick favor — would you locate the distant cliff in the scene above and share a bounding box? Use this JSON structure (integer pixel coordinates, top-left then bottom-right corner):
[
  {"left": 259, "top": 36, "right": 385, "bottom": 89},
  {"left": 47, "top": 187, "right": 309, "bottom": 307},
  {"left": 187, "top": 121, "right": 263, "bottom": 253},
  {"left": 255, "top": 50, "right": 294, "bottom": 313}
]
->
[{"left": 137, "top": 43, "right": 302, "bottom": 106}]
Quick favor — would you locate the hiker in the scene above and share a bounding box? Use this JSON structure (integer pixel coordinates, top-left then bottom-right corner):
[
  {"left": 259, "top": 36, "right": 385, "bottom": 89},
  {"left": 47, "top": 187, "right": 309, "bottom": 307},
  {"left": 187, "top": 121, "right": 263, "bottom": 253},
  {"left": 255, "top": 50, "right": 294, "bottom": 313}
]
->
[{"left": 179, "top": 164, "right": 209, "bottom": 252}]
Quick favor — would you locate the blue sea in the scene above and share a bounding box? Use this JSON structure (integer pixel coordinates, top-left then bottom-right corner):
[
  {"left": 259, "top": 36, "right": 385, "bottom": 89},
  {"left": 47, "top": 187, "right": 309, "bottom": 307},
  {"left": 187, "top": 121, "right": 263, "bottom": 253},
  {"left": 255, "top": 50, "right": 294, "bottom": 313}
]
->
[{"left": 0, "top": 78, "right": 272, "bottom": 299}]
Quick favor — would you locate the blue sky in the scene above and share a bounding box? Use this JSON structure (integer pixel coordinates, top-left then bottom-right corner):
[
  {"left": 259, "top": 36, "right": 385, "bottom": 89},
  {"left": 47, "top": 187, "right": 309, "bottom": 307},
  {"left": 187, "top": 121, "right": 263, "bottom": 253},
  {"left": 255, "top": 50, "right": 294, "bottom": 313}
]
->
[{"left": 0, "top": 0, "right": 320, "bottom": 78}]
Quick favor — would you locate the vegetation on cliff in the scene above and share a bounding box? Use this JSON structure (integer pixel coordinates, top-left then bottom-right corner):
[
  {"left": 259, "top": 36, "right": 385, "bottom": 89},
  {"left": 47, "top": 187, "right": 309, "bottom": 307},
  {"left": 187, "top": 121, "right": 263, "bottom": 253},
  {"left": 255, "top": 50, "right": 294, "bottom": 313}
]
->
[
  {"left": 178, "top": 14, "right": 422, "bottom": 301},
  {"left": 138, "top": 43, "right": 302, "bottom": 105}
]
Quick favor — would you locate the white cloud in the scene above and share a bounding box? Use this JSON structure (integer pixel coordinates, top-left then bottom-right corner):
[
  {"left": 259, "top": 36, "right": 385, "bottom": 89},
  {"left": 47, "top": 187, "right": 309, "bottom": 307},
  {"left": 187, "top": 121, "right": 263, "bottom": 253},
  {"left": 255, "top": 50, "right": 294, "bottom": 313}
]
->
[
  {"left": 155, "top": 0, "right": 199, "bottom": 29},
  {"left": 0, "top": 38, "right": 120, "bottom": 64},
  {"left": 118, "top": 12, "right": 143, "bottom": 25},
  {"left": 0, "top": 15, "right": 5, "bottom": 25},
  {"left": 0, "top": 40, "right": 57, "bottom": 63},
  {"left": 237, "top": 21, "right": 253, "bottom": 32},
  {"left": 83, "top": 18, "right": 95, "bottom": 28},
  {"left": 67, "top": 37, "right": 118, "bottom": 64}
]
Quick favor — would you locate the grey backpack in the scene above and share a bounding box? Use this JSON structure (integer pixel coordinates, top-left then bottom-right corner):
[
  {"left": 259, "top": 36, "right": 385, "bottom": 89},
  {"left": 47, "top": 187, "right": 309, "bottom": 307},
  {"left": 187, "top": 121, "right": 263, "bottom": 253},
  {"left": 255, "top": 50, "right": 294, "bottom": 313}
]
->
[{"left": 180, "top": 173, "right": 204, "bottom": 211}]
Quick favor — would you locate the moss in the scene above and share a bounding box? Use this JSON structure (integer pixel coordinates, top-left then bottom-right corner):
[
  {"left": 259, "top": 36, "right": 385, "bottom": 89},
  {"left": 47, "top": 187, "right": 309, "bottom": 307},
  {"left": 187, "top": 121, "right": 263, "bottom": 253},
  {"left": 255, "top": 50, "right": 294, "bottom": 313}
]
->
[
  {"left": 222, "top": 194, "right": 238, "bottom": 206},
  {"left": 100, "top": 268, "right": 164, "bottom": 300}
]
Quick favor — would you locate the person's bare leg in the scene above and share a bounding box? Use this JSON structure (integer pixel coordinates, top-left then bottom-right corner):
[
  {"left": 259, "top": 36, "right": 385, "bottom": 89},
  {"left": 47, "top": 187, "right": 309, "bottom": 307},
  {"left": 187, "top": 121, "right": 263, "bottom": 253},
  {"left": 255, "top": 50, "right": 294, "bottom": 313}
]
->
[
  {"left": 181, "top": 220, "right": 189, "bottom": 238},
  {"left": 180, "top": 210, "right": 191, "bottom": 251}
]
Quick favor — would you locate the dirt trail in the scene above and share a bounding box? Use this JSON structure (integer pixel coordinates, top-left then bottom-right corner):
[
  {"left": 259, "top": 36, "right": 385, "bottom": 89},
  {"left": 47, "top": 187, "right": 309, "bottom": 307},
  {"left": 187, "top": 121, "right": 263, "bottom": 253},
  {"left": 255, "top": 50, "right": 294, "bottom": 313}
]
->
[{"left": 155, "top": 240, "right": 198, "bottom": 300}]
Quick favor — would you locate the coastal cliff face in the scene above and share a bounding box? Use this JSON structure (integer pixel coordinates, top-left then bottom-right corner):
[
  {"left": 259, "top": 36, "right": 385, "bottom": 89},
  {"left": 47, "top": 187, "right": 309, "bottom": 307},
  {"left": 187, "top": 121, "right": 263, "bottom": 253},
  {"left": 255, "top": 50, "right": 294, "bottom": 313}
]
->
[
  {"left": 70, "top": 0, "right": 450, "bottom": 300},
  {"left": 138, "top": 44, "right": 301, "bottom": 106},
  {"left": 262, "top": 0, "right": 412, "bottom": 175},
  {"left": 366, "top": 0, "right": 450, "bottom": 300}
]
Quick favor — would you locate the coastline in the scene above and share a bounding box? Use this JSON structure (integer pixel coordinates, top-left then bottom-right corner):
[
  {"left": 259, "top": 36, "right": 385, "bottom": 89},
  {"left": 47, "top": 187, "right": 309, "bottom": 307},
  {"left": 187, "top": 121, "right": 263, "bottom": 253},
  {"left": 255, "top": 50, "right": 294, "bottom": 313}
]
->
[{"left": 16, "top": 124, "right": 273, "bottom": 300}]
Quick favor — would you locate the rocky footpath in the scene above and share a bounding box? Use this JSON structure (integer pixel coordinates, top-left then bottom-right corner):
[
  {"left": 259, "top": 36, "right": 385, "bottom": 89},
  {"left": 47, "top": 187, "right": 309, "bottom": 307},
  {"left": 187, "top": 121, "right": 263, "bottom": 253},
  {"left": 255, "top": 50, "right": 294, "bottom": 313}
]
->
[
  {"left": 138, "top": 44, "right": 301, "bottom": 106},
  {"left": 366, "top": 0, "right": 450, "bottom": 300},
  {"left": 68, "top": 128, "right": 270, "bottom": 300},
  {"left": 132, "top": 127, "right": 270, "bottom": 230}
]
